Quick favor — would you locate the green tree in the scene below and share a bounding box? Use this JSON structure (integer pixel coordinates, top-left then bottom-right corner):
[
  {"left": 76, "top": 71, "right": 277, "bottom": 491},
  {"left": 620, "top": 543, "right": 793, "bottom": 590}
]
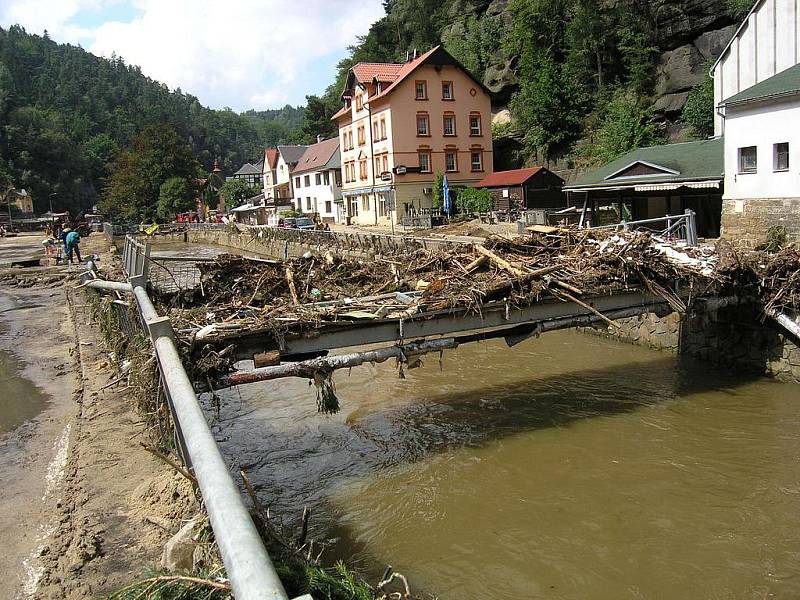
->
[
  {"left": 432, "top": 171, "right": 444, "bottom": 209},
  {"left": 298, "top": 94, "right": 339, "bottom": 143},
  {"left": 578, "top": 89, "right": 663, "bottom": 165},
  {"left": 683, "top": 74, "right": 715, "bottom": 139},
  {"left": 509, "top": 57, "right": 588, "bottom": 161},
  {"left": 157, "top": 176, "right": 193, "bottom": 219},
  {"left": 728, "top": 0, "right": 753, "bottom": 19},
  {"left": 219, "top": 178, "right": 256, "bottom": 207},
  {"left": 457, "top": 187, "right": 494, "bottom": 214},
  {"left": 100, "top": 124, "right": 201, "bottom": 221}
]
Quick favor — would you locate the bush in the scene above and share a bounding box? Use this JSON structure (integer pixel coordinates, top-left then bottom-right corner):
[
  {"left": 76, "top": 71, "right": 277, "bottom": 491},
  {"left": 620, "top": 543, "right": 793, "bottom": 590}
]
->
[{"left": 457, "top": 187, "right": 494, "bottom": 215}]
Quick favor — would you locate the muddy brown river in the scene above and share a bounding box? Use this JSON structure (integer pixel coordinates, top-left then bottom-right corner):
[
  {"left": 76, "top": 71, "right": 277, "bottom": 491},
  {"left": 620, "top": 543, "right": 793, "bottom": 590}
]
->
[{"left": 203, "top": 329, "right": 800, "bottom": 599}]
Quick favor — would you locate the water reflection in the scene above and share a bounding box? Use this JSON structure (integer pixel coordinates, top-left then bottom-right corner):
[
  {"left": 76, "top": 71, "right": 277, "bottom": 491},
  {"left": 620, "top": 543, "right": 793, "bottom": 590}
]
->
[{"left": 206, "top": 330, "right": 800, "bottom": 599}]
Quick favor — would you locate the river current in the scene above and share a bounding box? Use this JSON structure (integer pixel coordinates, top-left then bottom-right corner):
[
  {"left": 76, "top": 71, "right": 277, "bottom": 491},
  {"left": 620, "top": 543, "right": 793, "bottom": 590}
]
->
[{"left": 203, "top": 329, "right": 800, "bottom": 599}]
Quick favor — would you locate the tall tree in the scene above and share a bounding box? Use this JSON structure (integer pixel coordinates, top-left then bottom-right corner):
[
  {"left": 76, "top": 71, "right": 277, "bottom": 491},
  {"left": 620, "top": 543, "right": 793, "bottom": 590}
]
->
[{"left": 100, "top": 124, "right": 201, "bottom": 222}]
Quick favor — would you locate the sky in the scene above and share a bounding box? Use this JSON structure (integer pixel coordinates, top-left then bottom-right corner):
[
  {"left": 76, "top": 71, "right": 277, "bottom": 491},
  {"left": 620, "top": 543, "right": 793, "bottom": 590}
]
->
[{"left": 0, "top": 0, "right": 386, "bottom": 111}]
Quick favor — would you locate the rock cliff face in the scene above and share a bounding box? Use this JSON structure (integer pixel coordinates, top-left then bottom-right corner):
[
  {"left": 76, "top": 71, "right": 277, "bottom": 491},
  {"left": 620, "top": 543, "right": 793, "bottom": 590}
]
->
[{"left": 452, "top": 0, "right": 739, "bottom": 119}]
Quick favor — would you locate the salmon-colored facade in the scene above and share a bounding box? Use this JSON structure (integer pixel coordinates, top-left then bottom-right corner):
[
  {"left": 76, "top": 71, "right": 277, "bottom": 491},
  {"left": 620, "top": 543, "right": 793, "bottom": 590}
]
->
[{"left": 333, "top": 46, "right": 493, "bottom": 225}]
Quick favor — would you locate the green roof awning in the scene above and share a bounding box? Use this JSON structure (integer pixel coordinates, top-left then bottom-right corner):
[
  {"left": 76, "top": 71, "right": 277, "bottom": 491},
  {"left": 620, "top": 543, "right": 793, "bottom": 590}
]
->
[
  {"left": 564, "top": 137, "right": 724, "bottom": 191},
  {"left": 721, "top": 63, "right": 800, "bottom": 107}
]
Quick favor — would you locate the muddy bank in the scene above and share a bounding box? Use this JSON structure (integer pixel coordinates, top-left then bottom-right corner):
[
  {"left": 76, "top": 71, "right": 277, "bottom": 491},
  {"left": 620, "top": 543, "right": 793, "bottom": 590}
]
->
[{"left": 0, "top": 233, "right": 197, "bottom": 599}]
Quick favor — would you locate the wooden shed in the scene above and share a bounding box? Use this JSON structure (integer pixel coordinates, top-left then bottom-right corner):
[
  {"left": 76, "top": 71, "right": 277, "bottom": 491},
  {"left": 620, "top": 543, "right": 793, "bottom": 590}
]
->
[{"left": 476, "top": 167, "right": 565, "bottom": 212}]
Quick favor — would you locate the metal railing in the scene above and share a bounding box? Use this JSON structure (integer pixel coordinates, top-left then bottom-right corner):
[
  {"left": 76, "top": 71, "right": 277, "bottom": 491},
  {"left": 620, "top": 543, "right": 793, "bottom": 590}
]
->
[
  {"left": 244, "top": 224, "right": 471, "bottom": 253},
  {"left": 91, "top": 236, "right": 308, "bottom": 600},
  {"left": 590, "top": 209, "right": 699, "bottom": 246},
  {"left": 147, "top": 255, "right": 217, "bottom": 293}
]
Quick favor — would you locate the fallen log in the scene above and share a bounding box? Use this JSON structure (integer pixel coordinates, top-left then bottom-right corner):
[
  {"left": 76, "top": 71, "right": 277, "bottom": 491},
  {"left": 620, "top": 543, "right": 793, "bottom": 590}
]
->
[
  {"left": 474, "top": 245, "right": 526, "bottom": 277},
  {"left": 216, "top": 338, "right": 459, "bottom": 387}
]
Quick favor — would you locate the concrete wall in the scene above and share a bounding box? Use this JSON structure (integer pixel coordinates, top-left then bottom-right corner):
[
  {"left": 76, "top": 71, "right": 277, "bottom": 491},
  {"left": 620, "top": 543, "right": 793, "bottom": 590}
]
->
[
  {"left": 589, "top": 303, "right": 800, "bottom": 384},
  {"left": 721, "top": 197, "right": 800, "bottom": 246},
  {"left": 723, "top": 97, "right": 800, "bottom": 200}
]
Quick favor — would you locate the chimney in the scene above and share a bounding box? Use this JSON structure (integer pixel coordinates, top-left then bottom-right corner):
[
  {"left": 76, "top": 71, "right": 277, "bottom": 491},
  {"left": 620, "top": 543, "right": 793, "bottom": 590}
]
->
[
  {"left": 317, "top": 134, "right": 323, "bottom": 143},
  {"left": 413, "top": 48, "right": 417, "bottom": 59},
  {"left": 406, "top": 50, "right": 410, "bottom": 62}
]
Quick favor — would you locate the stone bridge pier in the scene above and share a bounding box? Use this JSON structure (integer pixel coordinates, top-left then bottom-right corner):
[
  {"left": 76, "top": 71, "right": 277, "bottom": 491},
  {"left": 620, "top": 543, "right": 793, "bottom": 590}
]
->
[{"left": 591, "top": 302, "right": 800, "bottom": 384}]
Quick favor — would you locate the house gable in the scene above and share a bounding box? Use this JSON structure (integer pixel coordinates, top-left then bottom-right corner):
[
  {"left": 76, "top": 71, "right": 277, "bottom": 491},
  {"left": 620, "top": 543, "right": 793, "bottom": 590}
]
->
[{"left": 605, "top": 161, "right": 680, "bottom": 180}]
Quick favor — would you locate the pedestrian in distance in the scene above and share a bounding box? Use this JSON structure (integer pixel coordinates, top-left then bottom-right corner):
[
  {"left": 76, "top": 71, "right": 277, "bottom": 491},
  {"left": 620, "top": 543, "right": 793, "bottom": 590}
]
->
[{"left": 65, "top": 228, "right": 82, "bottom": 264}]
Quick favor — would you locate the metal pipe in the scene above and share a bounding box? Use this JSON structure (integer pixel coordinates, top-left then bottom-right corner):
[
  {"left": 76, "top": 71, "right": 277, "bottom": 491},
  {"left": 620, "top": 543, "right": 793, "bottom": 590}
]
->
[
  {"left": 766, "top": 308, "right": 800, "bottom": 340},
  {"left": 86, "top": 280, "right": 133, "bottom": 293},
  {"left": 153, "top": 335, "right": 290, "bottom": 600},
  {"left": 220, "top": 338, "right": 459, "bottom": 387},
  {"left": 133, "top": 284, "right": 160, "bottom": 322}
]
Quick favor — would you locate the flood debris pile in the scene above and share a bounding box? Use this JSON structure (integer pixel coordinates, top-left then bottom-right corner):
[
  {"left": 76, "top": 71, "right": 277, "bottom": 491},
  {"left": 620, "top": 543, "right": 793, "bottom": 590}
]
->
[
  {"left": 745, "top": 245, "right": 800, "bottom": 314},
  {"left": 154, "top": 228, "right": 722, "bottom": 355}
]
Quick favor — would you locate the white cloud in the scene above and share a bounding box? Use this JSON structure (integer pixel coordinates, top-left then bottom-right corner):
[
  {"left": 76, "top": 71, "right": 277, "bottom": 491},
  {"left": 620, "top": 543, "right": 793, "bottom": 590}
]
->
[
  {"left": 108, "top": 0, "right": 383, "bottom": 110},
  {"left": 0, "top": 0, "right": 385, "bottom": 109},
  {"left": 0, "top": 0, "right": 119, "bottom": 43}
]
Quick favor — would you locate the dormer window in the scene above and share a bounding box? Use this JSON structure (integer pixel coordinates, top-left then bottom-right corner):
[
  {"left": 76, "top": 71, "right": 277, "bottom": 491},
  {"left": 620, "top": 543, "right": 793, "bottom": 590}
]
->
[{"left": 356, "top": 94, "right": 364, "bottom": 112}]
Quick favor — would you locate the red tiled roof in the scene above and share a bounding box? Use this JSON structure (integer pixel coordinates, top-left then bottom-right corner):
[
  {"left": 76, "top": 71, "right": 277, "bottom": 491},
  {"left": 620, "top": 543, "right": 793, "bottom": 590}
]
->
[
  {"left": 291, "top": 137, "right": 340, "bottom": 175},
  {"left": 264, "top": 148, "right": 278, "bottom": 169},
  {"left": 332, "top": 105, "right": 350, "bottom": 120},
  {"left": 352, "top": 62, "right": 405, "bottom": 83},
  {"left": 370, "top": 46, "right": 440, "bottom": 102},
  {"left": 476, "top": 167, "right": 544, "bottom": 188},
  {"left": 333, "top": 45, "right": 486, "bottom": 120}
]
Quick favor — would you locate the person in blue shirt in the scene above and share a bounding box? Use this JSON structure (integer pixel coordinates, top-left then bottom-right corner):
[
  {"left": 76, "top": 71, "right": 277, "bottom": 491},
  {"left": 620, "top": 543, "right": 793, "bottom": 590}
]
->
[{"left": 65, "top": 229, "right": 82, "bottom": 264}]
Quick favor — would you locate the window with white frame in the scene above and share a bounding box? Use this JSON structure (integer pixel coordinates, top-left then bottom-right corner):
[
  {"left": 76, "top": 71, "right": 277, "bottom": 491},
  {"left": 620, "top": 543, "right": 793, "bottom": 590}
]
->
[
  {"left": 418, "top": 150, "right": 431, "bottom": 173},
  {"left": 415, "top": 80, "right": 427, "bottom": 100},
  {"left": 442, "top": 81, "right": 453, "bottom": 100},
  {"left": 295, "top": 176, "right": 301, "bottom": 188},
  {"left": 304, "top": 175, "right": 311, "bottom": 186},
  {"left": 325, "top": 200, "right": 332, "bottom": 213},
  {"left": 361, "top": 195, "right": 370, "bottom": 211},
  {"left": 315, "top": 173, "right": 321, "bottom": 185},
  {"left": 443, "top": 113, "right": 456, "bottom": 136},
  {"left": 470, "top": 151, "right": 483, "bottom": 172},
  {"left": 738, "top": 146, "right": 757, "bottom": 173},
  {"left": 378, "top": 193, "right": 387, "bottom": 217},
  {"left": 774, "top": 142, "right": 789, "bottom": 171},
  {"left": 306, "top": 197, "right": 311, "bottom": 211},
  {"left": 416, "top": 113, "right": 429, "bottom": 136},
  {"left": 469, "top": 114, "right": 482, "bottom": 136},
  {"left": 445, "top": 151, "right": 457, "bottom": 172}
]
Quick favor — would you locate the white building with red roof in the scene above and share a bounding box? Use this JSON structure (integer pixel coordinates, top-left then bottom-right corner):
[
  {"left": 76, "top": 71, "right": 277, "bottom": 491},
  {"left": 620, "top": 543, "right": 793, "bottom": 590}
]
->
[{"left": 290, "top": 137, "right": 342, "bottom": 223}]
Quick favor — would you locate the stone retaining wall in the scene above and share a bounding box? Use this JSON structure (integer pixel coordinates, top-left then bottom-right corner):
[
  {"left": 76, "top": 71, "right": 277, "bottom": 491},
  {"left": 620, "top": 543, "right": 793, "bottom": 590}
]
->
[
  {"left": 589, "top": 303, "right": 800, "bottom": 384},
  {"left": 721, "top": 197, "right": 800, "bottom": 248}
]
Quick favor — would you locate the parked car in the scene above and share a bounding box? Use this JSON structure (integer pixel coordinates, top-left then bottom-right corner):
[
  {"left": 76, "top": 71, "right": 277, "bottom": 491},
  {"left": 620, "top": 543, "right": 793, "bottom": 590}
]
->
[
  {"left": 279, "top": 217, "right": 296, "bottom": 229},
  {"left": 295, "top": 217, "right": 315, "bottom": 230}
]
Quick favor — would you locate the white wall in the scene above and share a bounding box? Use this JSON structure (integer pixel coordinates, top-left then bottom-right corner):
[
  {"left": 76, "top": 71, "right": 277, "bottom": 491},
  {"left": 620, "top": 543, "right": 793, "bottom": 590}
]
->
[
  {"left": 714, "top": 0, "right": 800, "bottom": 135},
  {"left": 723, "top": 96, "right": 800, "bottom": 199},
  {"left": 292, "top": 168, "right": 342, "bottom": 221}
]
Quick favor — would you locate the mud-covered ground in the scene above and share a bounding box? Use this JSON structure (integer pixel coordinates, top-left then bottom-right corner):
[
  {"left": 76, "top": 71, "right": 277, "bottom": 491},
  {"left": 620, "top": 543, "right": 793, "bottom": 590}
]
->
[{"left": 0, "top": 233, "right": 196, "bottom": 599}]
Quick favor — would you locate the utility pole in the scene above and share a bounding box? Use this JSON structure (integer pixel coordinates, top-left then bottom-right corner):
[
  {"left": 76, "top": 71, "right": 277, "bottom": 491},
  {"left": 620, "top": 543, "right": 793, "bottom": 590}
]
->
[{"left": 3, "top": 185, "right": 14, "bottom": 230}]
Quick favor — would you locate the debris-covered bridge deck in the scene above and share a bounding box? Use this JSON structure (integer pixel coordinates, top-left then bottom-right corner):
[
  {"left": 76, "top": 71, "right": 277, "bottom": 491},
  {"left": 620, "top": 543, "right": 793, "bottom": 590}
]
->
[{"left": 147, "top": 228, "right": 755, "bottom": 394}]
